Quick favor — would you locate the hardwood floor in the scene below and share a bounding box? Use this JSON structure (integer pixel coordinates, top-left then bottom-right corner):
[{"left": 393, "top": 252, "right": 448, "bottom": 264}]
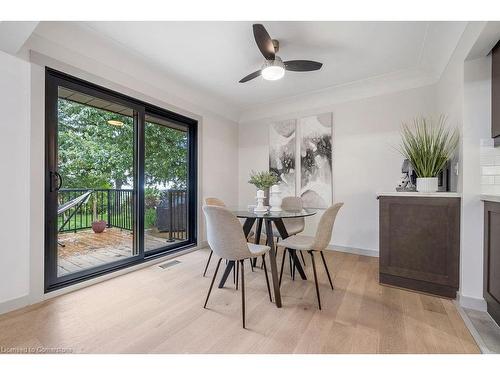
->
[{"left": 0, "top": 248, "right": 480, "bottom": 353}]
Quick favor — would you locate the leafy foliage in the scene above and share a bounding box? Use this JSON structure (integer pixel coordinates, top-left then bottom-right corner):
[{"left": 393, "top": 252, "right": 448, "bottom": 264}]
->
[
  {"left": 58, "top": 98, "right": 188, "bottom": 190},
  {"left": 248, "top": 170, "right": 279, "bottom": 190},
  {"left": 399, "top": 115, "right": 459, "bottom": 178}
]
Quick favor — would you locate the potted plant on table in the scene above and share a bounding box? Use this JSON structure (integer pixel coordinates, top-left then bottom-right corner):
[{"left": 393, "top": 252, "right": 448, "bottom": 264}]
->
[
  {"left": 399, "top": 115, "right": 459, "bottom": 193},
  {"left": 248, "top": 170, "right": 279, "bottom": 206}
]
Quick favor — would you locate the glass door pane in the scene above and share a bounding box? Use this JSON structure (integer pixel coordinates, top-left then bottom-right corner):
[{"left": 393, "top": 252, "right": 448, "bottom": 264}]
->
[
  {"left": 144, "top": 114, "right": 189, "bottom": 253},
  {"left": 56, "top": 86, "right": 137, "bottom": 277}
]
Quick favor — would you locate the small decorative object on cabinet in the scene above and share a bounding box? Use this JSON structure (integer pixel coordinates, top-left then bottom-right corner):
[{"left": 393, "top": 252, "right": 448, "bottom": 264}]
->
[
  {"left": 269, "top": 184, "right": 282, "bottom": 212},
  {"left": 399, "top": 116, "right": 459, "bottom": 193},
  {"left": 248, "top": 170, "right": 279, "bottom": 206},
  {"left": 378, "top": 193, "right": 460, "bottom": 298}
]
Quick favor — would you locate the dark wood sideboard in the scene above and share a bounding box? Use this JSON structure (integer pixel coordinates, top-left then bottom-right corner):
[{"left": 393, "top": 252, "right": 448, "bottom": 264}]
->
[
  {"left": 378, "top": 195, "right": 461, "bottom": 298},
  {"left": 483, "top": 201, "right": 500, "bottom": 326},
  {"left": 492, "top": 40, "right": 500, "bottom": 145}
]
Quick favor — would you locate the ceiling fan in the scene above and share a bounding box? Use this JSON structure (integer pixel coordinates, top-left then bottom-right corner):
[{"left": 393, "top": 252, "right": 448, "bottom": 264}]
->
[{"left": 239, "top": 24, "right": 323, "bottom": 83}]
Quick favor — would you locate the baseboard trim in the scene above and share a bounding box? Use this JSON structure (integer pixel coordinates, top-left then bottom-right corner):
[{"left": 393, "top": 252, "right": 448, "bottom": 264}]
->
[
  {"left": 458, "top": 293, "right": 488, "bottom": 311},
  {"left": 0, "top": 243, "right": 205, "bottom": 316},
  {"left": 327, "top": 244, "right": 379, "bottom": 258},
  {"left": 455, "top": 301, "right": 490, "bottom": 354},
  {"left": 0, "top": 294, "right": 32, "bottom": 315}
]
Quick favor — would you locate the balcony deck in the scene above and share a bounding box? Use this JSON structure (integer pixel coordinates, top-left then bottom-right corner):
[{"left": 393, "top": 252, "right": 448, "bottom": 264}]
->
[{"left": 57, "top": 227, "right": 184, "bottom": 276}]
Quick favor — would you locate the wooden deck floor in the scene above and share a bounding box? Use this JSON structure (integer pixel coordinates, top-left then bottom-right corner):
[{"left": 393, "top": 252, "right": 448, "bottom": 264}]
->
[
  {"left": 57, "top": 228, "right": 183, "bottom": 276},
  {"left": 0, "top": 249, "right": 480, "bottom": 353}
]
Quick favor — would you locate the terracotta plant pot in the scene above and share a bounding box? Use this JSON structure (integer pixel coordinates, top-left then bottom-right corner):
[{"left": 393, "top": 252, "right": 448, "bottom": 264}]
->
[{"left": 91, "top": 220, "right": 107, "bottom": 233}]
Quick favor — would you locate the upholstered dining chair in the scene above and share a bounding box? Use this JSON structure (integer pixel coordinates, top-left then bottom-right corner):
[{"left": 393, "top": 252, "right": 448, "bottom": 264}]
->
[
  {"left": 202, "top": 197, "right": 254, "bottom": 277},
  {"left": 202, "top": 205, "right": 272, "bottom": 328},
  {"left": 202, "top": 197, "right": 226, "bottom": 277},
  {"left": 262, "top": 196, "right": 307, "bottom": 274},
  {"left": 278, "top": 202, "right": 344, "bottom": 310}
]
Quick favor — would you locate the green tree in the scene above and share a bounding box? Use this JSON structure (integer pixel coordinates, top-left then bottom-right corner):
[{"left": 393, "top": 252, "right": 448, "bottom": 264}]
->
[{"left": 57, "top": 99, "right": 188, "bottom": 190}]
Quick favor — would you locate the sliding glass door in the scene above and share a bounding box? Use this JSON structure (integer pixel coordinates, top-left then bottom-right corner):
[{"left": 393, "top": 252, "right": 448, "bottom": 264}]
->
[
  {"left": 144, "top": 114, "right": 190, "bottom": 255},
  {"left": 45, "top": 69, "right": 197, "bottom": 291}
]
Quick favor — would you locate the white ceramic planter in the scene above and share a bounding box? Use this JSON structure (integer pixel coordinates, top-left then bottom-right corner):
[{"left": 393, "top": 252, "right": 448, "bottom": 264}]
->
[{"left": 416, "top": 177, "right": 438, "bottom": 193}]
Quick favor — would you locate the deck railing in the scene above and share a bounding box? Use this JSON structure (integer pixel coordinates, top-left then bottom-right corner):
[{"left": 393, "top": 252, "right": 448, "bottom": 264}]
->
[{"left": 58, "top": 188, "right": 187, "bottom": 241}]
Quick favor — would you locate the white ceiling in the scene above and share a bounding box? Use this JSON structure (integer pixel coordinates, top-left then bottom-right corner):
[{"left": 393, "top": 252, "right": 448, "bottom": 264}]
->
[{"left": 74, "top": 21, "right": 465, "bottom": 110}]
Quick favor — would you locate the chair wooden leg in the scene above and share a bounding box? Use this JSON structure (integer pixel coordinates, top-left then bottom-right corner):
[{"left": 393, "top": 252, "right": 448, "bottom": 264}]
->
[
  {"left": 279, "top": 248, "right": 287, "bottom": 286},
  {"left": 299, "top": 251, "right": 306, "bottom": 266},
  {"left": 204, "top": 258, "right": 222, "bottom": 308},
  {"left": 236, "top": 260, "right": 239, "bottom": 290},
  {"left": 289, "top": 252, "right": 295, "bottom": 280},
  {"left": 202, "top": 250, "right": 213, "bottom": 277},
  {"left": 262, "top": 254, "right": 272, "bottom": 302},
  {"left": 320, "top": 251, "right": 334, "bottom": 290},
  {"left": 250, "top": 258, "right": 254, "bottom": 272},
  {"left": 240, "top": 260, "right": 246, "bottom": 329},
  {"left": 309, "top": 251, "right": 321, "bottom": 310}
]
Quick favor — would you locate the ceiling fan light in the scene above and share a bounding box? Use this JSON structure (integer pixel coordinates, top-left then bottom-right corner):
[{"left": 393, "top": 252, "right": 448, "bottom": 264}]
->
[
  {"left": 262, "top": 66, "right": 285, "bottom": 81},
  {"left": 261, "top": 57, "right": 285, "bottom": 81}
]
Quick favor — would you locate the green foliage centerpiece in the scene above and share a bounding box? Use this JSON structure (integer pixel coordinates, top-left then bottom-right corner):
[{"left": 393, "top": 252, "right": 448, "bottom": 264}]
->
[
  {"left": 248, "top": 170, "right": 279, "bottom": 208},
  {"left": 399, "top": 115, "right": 459, "bottom": 192}
]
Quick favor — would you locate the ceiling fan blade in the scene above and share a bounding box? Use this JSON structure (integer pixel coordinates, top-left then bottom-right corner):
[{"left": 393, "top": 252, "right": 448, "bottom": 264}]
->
[
  {"left": 239, "top": 70, "right": 262, "bottom": 83},
  {"left": 253, "top": 24, "right": 275, "bottom": 60},
  {"left": 284, "top": 60, "right": 323, "bottom": 72}
]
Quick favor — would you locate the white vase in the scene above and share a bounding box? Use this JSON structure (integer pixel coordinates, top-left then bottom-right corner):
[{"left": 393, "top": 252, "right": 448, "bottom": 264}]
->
[
  {"left": 416, "top": 177, "right": 438, "bottom": 193},
  {"left": 269, "top": 184, "right": 282, "bottom": 212},
  {"left": 254, "top": 190, "right": 267, "bottom": 212}
]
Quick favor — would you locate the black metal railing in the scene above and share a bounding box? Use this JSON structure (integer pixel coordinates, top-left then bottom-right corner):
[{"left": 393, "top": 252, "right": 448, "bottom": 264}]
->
[
  {"left": 156, "top": 189, "right": 188, "bottom": 241},
  {"left": 58, "top": 188, "right": 187, "bottom": 241}
]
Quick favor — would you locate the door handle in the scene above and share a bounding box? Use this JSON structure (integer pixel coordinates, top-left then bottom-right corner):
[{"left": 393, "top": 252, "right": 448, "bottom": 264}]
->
[
  {"left": 54, "top": 171, "right": 63, "bottom": 191},
  {"left": 50, "top": 171, "right": 63, "bottom": 192}
]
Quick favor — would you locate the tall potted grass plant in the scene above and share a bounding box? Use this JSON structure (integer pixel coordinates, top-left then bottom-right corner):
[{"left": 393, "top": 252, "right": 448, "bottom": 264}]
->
[{"left": 399, "top": 116, "right": 459, "bottom": 193}]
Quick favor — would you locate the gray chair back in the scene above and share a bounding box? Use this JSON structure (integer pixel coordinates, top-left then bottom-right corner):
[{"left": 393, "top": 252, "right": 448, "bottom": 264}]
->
[
  {"left": 311, "top": 203, "right": 344, "bottom": 251},
  {"left": 202, "top": 205, "right": 252, "bottom": 261},
  {"left": 281, "top": 196, "right": 305, "bottom": 234}
]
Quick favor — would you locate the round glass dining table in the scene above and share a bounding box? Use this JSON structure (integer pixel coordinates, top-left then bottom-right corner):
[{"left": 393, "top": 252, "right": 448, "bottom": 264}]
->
[{"left": 217, "top": 208, "right": 317, "bottom": 308}]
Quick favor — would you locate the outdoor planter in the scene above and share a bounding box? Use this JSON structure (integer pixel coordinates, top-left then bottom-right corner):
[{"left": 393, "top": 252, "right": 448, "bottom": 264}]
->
[{"left": 91, "top": 220, "right": 107, "bottom": 233}]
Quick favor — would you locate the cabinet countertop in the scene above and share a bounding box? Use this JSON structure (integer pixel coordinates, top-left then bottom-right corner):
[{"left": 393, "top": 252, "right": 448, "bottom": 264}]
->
[
  {"left": 481, "top": 194, "right": 500, "bottom": 203},
  {"left": 377, "top": 192, "right": 461, "bottom": 198}
]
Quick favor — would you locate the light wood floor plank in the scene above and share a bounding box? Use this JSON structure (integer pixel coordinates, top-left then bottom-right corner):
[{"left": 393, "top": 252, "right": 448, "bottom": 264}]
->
[{"left": 0, "top": 248, "right": 480, "bottom": 354}]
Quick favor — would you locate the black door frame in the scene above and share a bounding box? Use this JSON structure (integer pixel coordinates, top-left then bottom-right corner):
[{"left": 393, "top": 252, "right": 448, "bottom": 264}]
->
[{"left": 44, "top": 68, "right": 198, "bottom": 292}]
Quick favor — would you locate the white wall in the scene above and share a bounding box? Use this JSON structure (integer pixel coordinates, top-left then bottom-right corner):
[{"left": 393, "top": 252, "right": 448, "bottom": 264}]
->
[
  {"left": 460, "top": 56, "right": 491, "bottom": 310},
  {"left": 0, "top": 50, "right": 31, "bottom": 306},
  {"left": 434, "top": 22, "right": 490, "bottom": 310},
  {"left": 0, "top": 26, "right": 240, "bottom": 313},
  {"left": 239, "top": 85, "right": 437, "bottom": 254}
]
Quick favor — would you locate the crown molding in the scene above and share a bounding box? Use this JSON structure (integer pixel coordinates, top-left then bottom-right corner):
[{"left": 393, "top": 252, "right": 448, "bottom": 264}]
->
[{"left": 239, "top": 67, "right": 437, "bottom": 123}]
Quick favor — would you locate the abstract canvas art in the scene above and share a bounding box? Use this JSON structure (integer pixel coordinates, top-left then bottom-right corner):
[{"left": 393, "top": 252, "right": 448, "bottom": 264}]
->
[
  {"left": 269, "top": 119, "right": 297, "bottom": 197},
  {"left": 299, "top": 113, "right": 333, "bottom": 209}
]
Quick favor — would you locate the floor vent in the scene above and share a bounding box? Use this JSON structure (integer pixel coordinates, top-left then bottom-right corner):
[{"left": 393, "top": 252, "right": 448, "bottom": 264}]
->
[{"left": 158, "top": 260, "right": 181, "bottom": 269}]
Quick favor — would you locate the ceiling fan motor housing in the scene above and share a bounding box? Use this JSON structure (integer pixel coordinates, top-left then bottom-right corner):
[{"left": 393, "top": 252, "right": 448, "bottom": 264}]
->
[
  {"left": 262, "top": 55, "right": 284, "bottom": 70},
  {"left": 272, "top": 39, "right": 279, "bottom": 53}
]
